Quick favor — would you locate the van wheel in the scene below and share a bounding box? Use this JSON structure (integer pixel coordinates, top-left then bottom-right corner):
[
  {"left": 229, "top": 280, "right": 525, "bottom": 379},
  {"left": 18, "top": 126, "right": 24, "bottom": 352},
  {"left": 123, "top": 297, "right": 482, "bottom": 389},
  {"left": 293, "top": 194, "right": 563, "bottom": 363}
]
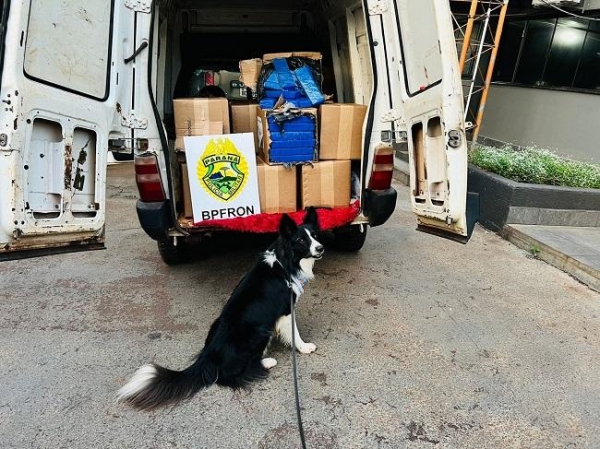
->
[
  {"left": 332, "top": 224, "right": 368, "bottom": 252},
  {"left": 157, "top": 238, "right": 189, "bottom": 265}
]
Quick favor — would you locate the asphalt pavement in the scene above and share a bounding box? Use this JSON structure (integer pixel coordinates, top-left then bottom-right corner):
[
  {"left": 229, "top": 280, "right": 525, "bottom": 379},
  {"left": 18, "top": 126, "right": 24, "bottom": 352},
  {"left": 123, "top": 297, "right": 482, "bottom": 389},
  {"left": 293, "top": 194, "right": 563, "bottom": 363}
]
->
[{"left": 1, "top": 163, "right": 599, "bottom": 448}]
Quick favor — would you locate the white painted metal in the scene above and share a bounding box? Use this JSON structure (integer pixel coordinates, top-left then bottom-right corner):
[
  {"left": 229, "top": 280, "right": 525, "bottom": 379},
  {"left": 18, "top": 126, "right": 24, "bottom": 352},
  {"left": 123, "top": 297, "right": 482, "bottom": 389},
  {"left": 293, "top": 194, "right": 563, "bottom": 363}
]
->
[
  {"left": 125, "top": 0, "right": 152, "bottom": 13},
  {"left": 0, "top": 0, "right": 132, "bottom": 254},
  {"left": 371, "top": 0, "right": 469, "bottom": 237}
]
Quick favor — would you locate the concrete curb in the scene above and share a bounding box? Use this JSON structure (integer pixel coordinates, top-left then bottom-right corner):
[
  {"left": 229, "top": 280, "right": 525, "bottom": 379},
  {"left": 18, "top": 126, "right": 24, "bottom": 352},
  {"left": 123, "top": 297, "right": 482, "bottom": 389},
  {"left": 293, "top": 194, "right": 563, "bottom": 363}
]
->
[
  {"left": 502, "top": 224, "right": 600, "bottom": 293},
  {"left": 468, "top": 166, "right": 600, "bottom": 231}
]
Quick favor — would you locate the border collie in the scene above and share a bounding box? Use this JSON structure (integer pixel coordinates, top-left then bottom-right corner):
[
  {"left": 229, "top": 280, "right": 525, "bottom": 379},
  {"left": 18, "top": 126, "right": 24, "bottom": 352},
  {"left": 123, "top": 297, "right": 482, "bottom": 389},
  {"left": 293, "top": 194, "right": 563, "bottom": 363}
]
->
[{"left": 117, "top": 207, "right": 324, "bottom": 411}]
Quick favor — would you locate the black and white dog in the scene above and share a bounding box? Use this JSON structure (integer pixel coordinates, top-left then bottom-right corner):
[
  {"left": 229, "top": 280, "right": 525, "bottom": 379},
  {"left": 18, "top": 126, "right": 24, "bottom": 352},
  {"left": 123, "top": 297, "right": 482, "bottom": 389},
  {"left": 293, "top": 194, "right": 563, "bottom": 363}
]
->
[{"left": 117, "top": 207, "right": 324, "bottom": 411}]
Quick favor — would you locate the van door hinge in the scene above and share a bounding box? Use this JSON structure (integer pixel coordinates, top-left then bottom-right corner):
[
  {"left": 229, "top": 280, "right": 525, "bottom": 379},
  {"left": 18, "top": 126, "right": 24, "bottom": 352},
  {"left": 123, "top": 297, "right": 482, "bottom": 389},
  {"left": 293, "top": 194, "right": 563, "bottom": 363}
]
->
[
  {"left": 368, "top": 0, "right": 389, "bottom": 15},
  {"left": 124, "top": 0, "right": 152, "bottom": 13},
  {"left": 121, "top": 113, "right": 148, "bottom": 129},
  {"left": 380, "top": 108, "right": 404, "bottom": 123}
]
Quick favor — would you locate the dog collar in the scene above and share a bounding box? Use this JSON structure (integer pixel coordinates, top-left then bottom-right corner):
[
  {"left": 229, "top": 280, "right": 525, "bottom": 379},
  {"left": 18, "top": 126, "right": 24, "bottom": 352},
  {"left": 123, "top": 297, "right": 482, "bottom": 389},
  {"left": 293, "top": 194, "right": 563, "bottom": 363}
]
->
[{"left": 290, "top": 274, "right": 309, "bottom": 295}]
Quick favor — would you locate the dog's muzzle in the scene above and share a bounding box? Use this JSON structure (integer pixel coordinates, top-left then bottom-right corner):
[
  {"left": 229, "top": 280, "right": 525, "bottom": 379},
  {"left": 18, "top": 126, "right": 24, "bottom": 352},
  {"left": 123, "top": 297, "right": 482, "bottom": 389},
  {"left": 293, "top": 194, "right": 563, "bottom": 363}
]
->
[{"left": 313, "top": 245, "right": 324, "bottom": 259}]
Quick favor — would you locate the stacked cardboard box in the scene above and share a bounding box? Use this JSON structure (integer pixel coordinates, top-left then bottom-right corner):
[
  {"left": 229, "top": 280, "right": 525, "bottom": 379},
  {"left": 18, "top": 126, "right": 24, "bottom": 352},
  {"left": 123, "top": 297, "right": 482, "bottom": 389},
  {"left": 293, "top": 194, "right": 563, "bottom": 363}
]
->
[
  {"left": 256, "top": 157, "right": 297, "bottom": 213},
  {"left": 172, "top": 98, "right": 230, "bottom": 152},
  {"left": 300, "top": 160, "right": 351, "bottom": 209},
  {"left": 319, "top": 103, "right": 367, "bottom": 160},
  {"left": 173, "top": 98, "right": 231, "bottom": 219},
  {"left": 230, "top": 101, "right": 259, "bottom": 153}
]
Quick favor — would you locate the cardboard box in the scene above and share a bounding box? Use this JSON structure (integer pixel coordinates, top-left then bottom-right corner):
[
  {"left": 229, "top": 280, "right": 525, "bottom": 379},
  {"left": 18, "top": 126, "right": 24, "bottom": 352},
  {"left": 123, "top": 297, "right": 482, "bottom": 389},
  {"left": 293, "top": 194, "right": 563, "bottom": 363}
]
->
[
  {"left": 319, "top": 103, "right": 367, "bottom": 160},
  {"left": 257, "top": 107, "right": 318, "bottom": 164},
  {"left": 180, "top": 163, "right": 193, "bottom": 218},
  {"left": 174, "top": 122, "right": 224, "bottom": 152},
  {"left": 300, "top": 160, "right": 351, "bottom": 209},
  {"left": 239, "top": 58, "right": 263, "bottom": 92},
  {"left": 256, "top": 157, "right": 297, "bottom": 213},
  {"left": 173, "top": 98, "right": 230, "bottom": 137},
  {"left": 231, "top": 102, "right": 259, "bottom": 152},
  {"left": 262, "top": 51, "right": 322, "bottom": 62}
]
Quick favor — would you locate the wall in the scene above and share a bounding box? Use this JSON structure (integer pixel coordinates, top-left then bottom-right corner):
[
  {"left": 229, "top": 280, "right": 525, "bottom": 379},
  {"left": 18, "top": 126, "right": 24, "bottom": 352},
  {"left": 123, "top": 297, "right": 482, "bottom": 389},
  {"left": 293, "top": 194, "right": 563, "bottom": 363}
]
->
[{"left": 479, "top": 84, "right": 600, "bottom": 163}]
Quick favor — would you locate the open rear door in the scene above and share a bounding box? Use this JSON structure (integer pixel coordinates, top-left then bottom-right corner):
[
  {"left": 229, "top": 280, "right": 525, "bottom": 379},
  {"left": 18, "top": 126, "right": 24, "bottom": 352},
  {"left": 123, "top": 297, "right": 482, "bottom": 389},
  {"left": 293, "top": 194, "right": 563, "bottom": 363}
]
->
[
  {"left": 0, "top": 0, "right": 132, "bottom": 259},
  {"left": 370, "top": 0, "right": 477, "bottom": 242}
]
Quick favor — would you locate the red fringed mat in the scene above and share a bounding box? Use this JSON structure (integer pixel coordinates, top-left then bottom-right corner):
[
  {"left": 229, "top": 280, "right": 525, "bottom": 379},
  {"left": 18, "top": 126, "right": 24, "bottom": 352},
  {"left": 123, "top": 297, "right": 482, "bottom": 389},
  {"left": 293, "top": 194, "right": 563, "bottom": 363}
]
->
[{"left": 193, "top": 201, "right": 361, "bottom": 233}]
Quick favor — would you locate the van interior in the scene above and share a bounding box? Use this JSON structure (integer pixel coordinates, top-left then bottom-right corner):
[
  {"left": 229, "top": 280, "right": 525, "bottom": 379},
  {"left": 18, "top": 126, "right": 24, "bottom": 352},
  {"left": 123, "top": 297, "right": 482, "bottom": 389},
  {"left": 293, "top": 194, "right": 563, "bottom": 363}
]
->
[
  {"left": 155, "top": 0, "right": 372, "bottom": 119},
  {"left": 152, "top": 0, "right": 374, "bottom": 227}
]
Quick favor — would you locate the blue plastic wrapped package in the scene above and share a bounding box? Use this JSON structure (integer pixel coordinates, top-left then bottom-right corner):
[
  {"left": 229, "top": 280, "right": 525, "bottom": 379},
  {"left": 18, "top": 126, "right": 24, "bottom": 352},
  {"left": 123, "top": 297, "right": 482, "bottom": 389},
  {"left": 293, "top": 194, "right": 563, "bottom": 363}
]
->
[
  {"left": 269, "top": 131, "right": 315, "bottom": 141},
  {"left": 263, "top": 71, "right": 281, "bottom": 91},
  {"left": 267, "top": 115, "right": 314, "bottom": 132},
  {"left": 272, "top": 58, "right": 297, "bottom": 91},
  {"left": 288, "top": 98, "right": 314, "bottom": 108},
  {"left": 269, "top": 147, "right": 316, "bottom": 163},
  {"left": 264, "top": 89, "right": 282, "bottom": 98},
  {"left": 270, "top": 139, "right": 316, "bottom": 149},
  {"left": 294, "top": 65, "right": 325, "bottom": 106},
  {"left": 259, "top": 98, "right": 278, "bottom": 109},
  {"left": 282, "top": 90, "right": 302, "bottom": 100}
]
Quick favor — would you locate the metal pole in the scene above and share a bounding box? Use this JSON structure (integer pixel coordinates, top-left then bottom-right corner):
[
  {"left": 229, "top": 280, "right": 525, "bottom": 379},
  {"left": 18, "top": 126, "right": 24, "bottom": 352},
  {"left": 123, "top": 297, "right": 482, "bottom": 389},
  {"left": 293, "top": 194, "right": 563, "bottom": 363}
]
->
[
  {"left": 472, "top": 0, "right": 509, "bottom": 143},
  {"left": 464, "top": 6, "right": 491, "bottom": 121},
  {"left": 458, "top": 0, "right": 479, "bottom": 73}
]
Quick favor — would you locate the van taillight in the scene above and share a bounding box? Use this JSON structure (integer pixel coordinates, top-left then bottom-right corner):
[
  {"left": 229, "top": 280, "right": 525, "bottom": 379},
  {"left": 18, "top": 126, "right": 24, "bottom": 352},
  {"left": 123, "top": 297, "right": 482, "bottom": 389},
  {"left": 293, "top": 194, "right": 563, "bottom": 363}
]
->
[
  {"left": 134, "top": 154, "right": 165, "bottom": 202},
  {"left": 368, "top": 146, "right": 394, "bottom": 190}
]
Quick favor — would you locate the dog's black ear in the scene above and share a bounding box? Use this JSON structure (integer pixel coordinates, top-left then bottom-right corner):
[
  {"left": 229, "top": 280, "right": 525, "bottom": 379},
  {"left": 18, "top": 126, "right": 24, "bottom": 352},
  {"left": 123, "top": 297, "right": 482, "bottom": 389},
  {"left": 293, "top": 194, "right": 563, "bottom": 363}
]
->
[
  {"left": 279, "top": 213, "right": 297, "bottom": 238},
  {"left": 303, "top": 206, "right": 320, "bottom": 231}
]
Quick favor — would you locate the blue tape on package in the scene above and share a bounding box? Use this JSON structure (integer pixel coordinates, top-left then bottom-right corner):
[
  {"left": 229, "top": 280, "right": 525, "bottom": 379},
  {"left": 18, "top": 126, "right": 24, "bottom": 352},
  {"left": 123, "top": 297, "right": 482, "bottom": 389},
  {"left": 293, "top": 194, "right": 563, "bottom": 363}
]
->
[
  {"left": 272, "top": 58, "right": 297, "bottom": 91},
  {"left": 294, "top": 65, "right": 325, "bottom": 106}
]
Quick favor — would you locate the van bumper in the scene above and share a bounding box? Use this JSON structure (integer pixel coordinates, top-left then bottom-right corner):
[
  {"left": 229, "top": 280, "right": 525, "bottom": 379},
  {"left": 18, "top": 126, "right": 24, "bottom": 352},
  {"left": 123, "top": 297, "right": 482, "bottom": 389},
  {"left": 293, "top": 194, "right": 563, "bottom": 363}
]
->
[
  {"left": 364, "top": 188, "right": 397, "bottom": 227},
  {"left": 136, "top": 200, "right": 173, "bottom": 240}
]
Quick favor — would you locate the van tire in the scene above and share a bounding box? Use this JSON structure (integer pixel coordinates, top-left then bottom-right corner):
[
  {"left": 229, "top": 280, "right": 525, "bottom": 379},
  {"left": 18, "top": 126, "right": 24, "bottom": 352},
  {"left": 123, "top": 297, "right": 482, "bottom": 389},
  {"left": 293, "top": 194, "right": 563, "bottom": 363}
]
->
[
  {"left": 157, "top": 238, "right": 189, "bottom": 265},
  {"left": 333, "top": 224, "right": 368, "bottom": 252}
]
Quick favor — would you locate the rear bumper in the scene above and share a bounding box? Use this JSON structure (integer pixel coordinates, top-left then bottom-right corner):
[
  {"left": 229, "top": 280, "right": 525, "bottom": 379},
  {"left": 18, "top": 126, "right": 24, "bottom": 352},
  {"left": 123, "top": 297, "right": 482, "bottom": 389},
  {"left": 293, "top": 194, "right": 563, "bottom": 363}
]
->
[
  {"left": 364, "top": 188, "right": 397, "bottom": 227},
  {"left": 136, "top": 200, "right": 173, "bottom": 240}
]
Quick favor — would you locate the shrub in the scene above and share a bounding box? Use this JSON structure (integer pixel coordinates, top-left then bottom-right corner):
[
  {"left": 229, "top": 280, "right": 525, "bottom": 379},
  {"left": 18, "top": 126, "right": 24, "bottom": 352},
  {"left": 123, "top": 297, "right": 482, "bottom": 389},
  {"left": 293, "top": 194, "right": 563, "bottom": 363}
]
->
[{"left": 469, "top": 145, "right": 600, "bottom": 189}]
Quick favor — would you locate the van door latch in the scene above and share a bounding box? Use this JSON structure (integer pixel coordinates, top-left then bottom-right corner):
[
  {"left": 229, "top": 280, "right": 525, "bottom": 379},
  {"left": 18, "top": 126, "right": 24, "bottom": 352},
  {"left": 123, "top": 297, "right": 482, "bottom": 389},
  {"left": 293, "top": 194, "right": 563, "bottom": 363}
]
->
[
  {"left": 381, "top": 130, "right": 407, "bottom": 144},
  {"left": 124, "top": 0, "right": 151, "bottom": 13},
  {"left": 380, "top": 108, "right": 404, "bottom": 123}
]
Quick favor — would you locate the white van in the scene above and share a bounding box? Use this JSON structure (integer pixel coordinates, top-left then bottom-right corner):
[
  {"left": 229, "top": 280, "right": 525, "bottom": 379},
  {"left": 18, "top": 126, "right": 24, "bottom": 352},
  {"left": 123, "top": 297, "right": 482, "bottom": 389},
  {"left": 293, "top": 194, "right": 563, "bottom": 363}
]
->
[{"left": 0, "top": 0, "right": 477, "bottom": 262}]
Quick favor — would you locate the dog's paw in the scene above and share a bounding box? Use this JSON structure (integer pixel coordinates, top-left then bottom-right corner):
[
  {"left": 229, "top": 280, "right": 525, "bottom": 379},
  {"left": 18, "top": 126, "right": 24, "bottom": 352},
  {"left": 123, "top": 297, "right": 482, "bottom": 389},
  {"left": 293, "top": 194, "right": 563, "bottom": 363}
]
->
[
  {"left": 261, "top": 358, "right": 278, "bottom": 369},
  {"left": 297, "top": 343, "right": 317, "bottom": 354}
]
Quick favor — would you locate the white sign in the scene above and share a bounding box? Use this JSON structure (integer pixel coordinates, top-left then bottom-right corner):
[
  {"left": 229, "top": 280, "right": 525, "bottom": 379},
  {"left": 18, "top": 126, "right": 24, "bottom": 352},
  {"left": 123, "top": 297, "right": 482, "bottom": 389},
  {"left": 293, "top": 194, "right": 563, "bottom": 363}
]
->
[{"left": 184, "top": 133, "right": 261, "bottom": 222}]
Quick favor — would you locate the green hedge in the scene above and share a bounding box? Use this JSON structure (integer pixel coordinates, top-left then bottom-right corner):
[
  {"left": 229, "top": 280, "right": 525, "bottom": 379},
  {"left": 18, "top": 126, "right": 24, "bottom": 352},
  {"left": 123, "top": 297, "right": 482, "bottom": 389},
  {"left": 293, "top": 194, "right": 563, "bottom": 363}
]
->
[{"left": 469, "top": 145, "right": 600, "bottom": 189}]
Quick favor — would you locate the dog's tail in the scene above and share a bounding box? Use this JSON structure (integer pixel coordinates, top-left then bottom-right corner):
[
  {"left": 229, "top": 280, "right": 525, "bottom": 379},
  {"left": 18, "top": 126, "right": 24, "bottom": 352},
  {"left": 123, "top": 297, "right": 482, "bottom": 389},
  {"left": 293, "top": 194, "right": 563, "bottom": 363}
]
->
[{"left": 117, "top": 355, "right": 217, "bottom": 411}]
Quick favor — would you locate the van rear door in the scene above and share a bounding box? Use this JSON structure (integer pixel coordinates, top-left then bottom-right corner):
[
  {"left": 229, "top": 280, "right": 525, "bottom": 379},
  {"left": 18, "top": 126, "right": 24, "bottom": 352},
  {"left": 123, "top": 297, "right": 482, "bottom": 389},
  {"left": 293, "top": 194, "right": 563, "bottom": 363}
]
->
[
  {"left": 0, "top": 0, "right": 132, "bottom": 259},
  {"left": 369, "top": 0, "right": 476, "bottom": 242}
]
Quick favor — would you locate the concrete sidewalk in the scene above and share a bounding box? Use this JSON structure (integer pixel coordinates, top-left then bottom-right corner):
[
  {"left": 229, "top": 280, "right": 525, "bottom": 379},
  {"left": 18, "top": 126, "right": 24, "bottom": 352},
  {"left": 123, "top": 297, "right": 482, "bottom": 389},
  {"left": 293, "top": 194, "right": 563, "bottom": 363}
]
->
[
  {"left": 394, "top": 160, "right": 600, "bottom": 293},
  {"left": 503, "top": 225, "right": 600, "bottom": 293}
]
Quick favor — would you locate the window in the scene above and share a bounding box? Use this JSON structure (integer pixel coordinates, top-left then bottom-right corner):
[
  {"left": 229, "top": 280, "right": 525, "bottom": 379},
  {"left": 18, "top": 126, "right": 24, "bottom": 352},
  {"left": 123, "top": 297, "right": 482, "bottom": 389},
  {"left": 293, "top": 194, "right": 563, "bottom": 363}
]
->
[
  {"left": 493, "top": 16, "right": 600, "bottom": 92},
  {"left": 24, "top": 1, "right": 114, "bottom": 100},
  {"left": 494, "top": 21, "right": 526, "bottom": 82},
  {"left": 544, "top": 18, "right": 587, "bottom": 87},
  {"left": 396, "top": 0, "right": 443, "bottom": 96},
  {"left": 514, "top": 19, "right": 554, "bottom": 85},
  {"left": 574, "top": 22, "right": 600, "bottom": 90}
]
